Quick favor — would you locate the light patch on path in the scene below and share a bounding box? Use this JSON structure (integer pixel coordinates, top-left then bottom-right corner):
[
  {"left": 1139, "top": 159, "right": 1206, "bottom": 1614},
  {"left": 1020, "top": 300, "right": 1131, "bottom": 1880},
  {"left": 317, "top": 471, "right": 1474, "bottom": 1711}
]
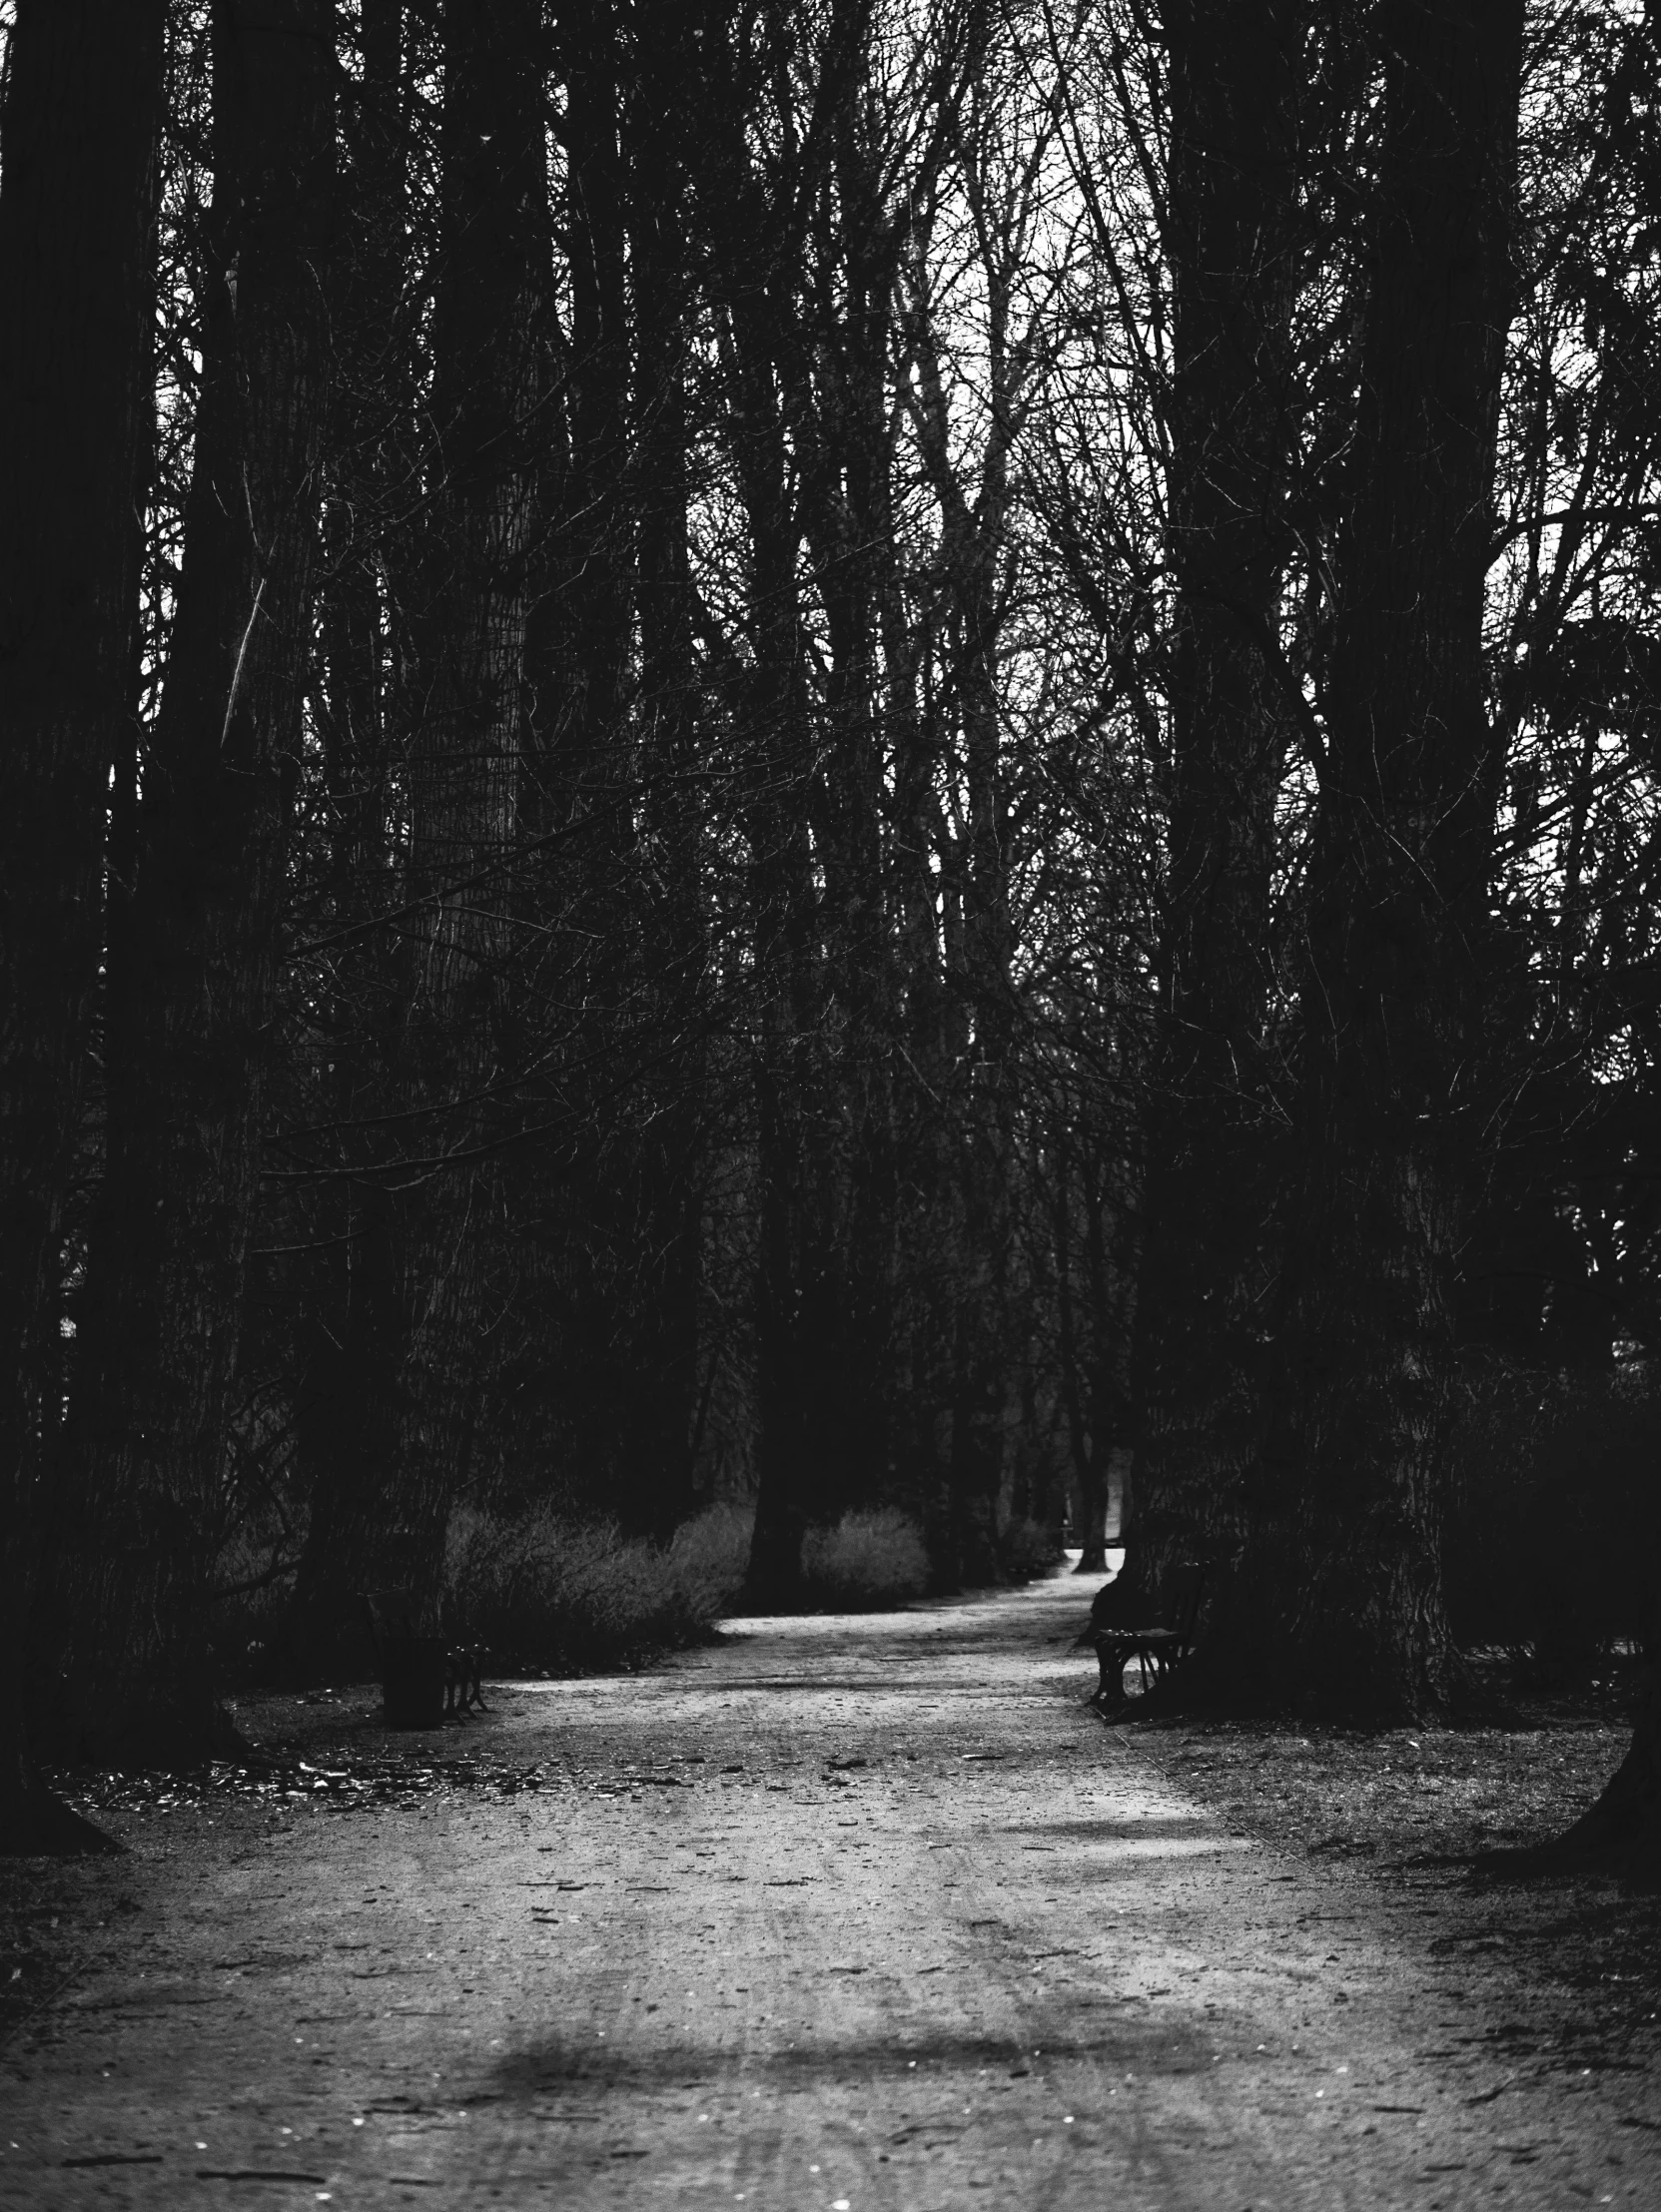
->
[{"left": 2, "top": 1571, "right": 1655, "bottom": 2209}]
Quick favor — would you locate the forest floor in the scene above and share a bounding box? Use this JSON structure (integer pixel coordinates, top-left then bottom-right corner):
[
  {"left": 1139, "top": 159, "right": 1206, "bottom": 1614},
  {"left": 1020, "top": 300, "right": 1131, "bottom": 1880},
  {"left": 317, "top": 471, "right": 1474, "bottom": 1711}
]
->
[{"left": 3, "top": 1567, "right": 1659, "bottom": 2211}]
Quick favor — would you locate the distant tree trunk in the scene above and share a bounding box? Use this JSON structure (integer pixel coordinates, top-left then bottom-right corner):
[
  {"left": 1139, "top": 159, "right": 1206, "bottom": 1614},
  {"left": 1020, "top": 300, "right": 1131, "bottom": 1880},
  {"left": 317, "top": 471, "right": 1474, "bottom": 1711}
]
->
[
  {"left": 901, "top": 171, "right": 1022, "bottom": 1585},
  {"left": 1054, "top": 1121, "right": 1141, "bottom": 1575},
  {"left": 696, "top": 4, "right": 924, "bottom": 1601},
  {"left": 947, "top": 494, "right": 1017, "bottom": 1587},
  {"left": 287, "top": 0, "right": 411, "bottom": 1676},
  {"left": 289, "top": 1183, "right": 402, "bottom": 1670},
  {"left": 1126, "top": 0, "right": 1302, "bottom": 1591},
  {"left": 887, "top": 543, "right": 955, "bottom": 1561},
  {"left": 686, "top": 43, "right": 822, "bottom": 1606},
  {"left": 371, "top": 0, "right": 548, "bottom": 1619},
  {"left": 56, "top": 0, "right": 333, "bottom": 1763},
  {"left": 1053, "top": 1143, "right": 1108, "bottom": 1571},
  {"left": 1222, "top": 0, "right": 1525, "bottom": 1719},
  {"left": 0, "top": 0, "right": 165, "bottom": 1844},
  {"left": 812, "top": 544, "right": 900, "bottom": 1535},
  {"left": 618, "top": 16, "right": 706, "bottom": 1540},
  {"left": 798, "top": 154, "right": 903, "bottom": 1536},
  {"left": 562, "top": 0, "right": 630, "bottom": 815},
  {"left": 1086, "top": 1145, "right": 1141, "bottom": 1567},
  {"left": 740, "top": 424, "right": 817, "bottom": 1610}
]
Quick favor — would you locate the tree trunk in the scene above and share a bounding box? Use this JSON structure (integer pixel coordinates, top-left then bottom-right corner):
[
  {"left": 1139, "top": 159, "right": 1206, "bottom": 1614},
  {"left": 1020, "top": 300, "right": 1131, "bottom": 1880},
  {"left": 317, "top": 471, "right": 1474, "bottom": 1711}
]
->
[
  {"left": 948, "top": 564, "right": 1016, "bottom": 1587},
  {"left": 1084, "top": 1147, "right": 1141, "bottom": 1568},
  {"left": 689, "top": 78, "right": 820, "bottom": 1607},
  {"left": 1548, "top": 1665, "right": 1661, "bottom": 1859},
  {"left": 1221, "top": 0, "right": 1524, "bottom": 1720},
  {"left": 286, "top": 0, "right": 412, "bottom": 1677},
  {"left": 1126, "top": 0, "right": 1302, "bottom": 1593},
  {"left": 371, "top": 0, "right": 548, "bottom": 1621},
  {"left": 901, "top": 176, "right": 1022, "bottom": 1586},
  {"left": 741, "top": 450, "right": 817, "bottom": 1609},
  {"left": 564, "top": 1, "right": 630, "bottom": 798},
  {"left": 619, "top": 20, "right": 707, "bottom": 1540},
  {"left": 1495, "top": 1595, "right": 1661, "bottom": 1866},
  {"left": 1053, "top": 1142, "right": 1108, "bottom": 1571},
  {"left": 0, "top": 0, "right": 165, "bottom": 1844},
  {"left": 54, "top": 0, "right": 333, "bottom": 1764},
  {"left": 290, "top": 1184, "right": 402, "bottom": 1674}
]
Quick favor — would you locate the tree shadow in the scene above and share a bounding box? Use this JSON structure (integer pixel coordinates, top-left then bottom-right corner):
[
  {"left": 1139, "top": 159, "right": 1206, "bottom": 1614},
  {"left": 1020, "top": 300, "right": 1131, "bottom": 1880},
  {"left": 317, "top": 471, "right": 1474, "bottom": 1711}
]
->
[{"left": 481, "top": 2011, "right": 1222, "bottom": 2106}]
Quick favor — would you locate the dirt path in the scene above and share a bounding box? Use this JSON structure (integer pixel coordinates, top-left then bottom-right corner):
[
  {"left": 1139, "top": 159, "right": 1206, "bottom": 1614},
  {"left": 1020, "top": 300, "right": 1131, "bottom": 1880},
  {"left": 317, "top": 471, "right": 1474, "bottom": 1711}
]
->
[{"left": 3, "top": 1571, "right": 1655, "bottom": 2209}]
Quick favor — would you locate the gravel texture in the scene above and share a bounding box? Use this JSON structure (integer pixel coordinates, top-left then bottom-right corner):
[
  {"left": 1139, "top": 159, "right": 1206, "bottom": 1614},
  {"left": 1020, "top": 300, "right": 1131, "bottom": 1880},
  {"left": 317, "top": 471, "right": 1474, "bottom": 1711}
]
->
[{"left": 2, "top": 1569, "right": 1657, "bottom": 2209}]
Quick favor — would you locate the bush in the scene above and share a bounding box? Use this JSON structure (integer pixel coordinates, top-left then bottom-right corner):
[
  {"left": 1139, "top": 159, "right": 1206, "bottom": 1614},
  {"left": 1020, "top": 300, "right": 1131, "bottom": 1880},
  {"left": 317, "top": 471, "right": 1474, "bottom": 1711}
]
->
[
  {"left": 663, "top": 1501, "right": 756, "bottom": 1621},
  {"left": 443, "top": 1501, "right": 753, "bottom": 1672},
  {"left": 1443, "top": 1354, "right": 1661, "bottom": 1673},
  {"left": 801, "top": 1508, "right": 931, "bottom": 1609}
]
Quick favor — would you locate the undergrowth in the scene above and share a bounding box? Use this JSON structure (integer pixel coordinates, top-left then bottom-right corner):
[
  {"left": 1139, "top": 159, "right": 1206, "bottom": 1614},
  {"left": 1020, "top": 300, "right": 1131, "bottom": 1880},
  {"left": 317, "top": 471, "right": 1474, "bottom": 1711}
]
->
[
  {"left": 443, "top": 1501, "right": 753, "bottom": 1672},
  {"left": 216, "top": 1490, "right": 1053, "bottom": 1685}
]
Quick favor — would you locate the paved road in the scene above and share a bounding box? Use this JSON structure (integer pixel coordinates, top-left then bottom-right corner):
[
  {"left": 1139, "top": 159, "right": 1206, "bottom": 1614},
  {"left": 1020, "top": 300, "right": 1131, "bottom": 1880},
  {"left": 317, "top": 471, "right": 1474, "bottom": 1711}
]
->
[{"left": 2, "top": 1571, "right": 1654, "bottom": 2208}]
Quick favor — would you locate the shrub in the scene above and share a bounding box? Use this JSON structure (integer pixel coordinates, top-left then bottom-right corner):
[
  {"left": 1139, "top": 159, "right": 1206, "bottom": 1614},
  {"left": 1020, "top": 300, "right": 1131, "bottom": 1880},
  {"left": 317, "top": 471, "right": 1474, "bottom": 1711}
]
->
[
  {"left": 443, "top": 1500, "right": 753, "bottom": 1672},
  {"left": 663, "top": 1501, "right": 756, "bottom": 1620},
  {"left": 801, "top": 1508, "right": 931, "bottom": 1609}
]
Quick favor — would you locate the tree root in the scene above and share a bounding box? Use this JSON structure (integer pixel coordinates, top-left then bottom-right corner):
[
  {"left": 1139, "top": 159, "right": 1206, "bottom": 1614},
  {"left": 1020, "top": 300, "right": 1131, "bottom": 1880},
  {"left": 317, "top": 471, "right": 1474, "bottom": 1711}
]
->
[{"left": 1473, "top": 1665, "right": 1661, "bottom": 1882}]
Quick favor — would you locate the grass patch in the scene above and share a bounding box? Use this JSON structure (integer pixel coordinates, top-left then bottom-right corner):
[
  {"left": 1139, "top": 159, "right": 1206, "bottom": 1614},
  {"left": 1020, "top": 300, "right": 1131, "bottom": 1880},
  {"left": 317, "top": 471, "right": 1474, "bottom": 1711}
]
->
[{"left": 1124, "top": 1684, "right": 1661, "bottom": 2072}]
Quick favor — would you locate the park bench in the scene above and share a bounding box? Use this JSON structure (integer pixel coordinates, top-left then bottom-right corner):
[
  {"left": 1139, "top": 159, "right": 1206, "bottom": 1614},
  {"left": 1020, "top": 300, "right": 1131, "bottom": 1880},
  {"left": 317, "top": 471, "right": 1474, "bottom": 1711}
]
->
[
  {"left": 364, "top": 1590, "right": 486, "bottom": 1728},
  {"left": 1081, "top": 1559, "right": 1208, "bottom": 1707}
]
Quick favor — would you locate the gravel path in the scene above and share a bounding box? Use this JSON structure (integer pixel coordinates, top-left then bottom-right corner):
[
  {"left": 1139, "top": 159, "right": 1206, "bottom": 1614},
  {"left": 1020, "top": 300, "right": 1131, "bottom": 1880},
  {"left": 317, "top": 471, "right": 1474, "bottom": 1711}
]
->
[{"left": 3, "top": 1570, "right": 1655, "bottom": 2209}]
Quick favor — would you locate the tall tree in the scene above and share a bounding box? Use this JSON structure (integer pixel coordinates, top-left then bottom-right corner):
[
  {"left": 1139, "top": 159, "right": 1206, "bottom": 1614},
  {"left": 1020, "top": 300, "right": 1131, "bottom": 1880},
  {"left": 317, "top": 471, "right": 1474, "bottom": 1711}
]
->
[
  {"left": 60, "top": 0, "right": 335, "bottom": 1758},
  {"left": 619, "top": 5, "right": 710, "bottom": 1539},
  {"left": 561, "top": 0, "right": 630, "bottom": 804},
  {"left": 910, "top": 25, "right": 1048, "bottom": 1581},
  {"left": 371, "top": 0, "right": 551, "bottom": 1613},
  {"left": 286, "top": 0, "right": 416, "bottom": 1665},
  {"left": 1227, "top": 0, "right": 1526, "bottom": 1718},
  {"left": 1125, "top": 0, "right": 1305, "bottom": 1587},
  {"left": 689, "top": 3, "right": 836, "bottom": 1605},
  {"left": 0, "top": 0, "right": 167, "bottom": 1844}
]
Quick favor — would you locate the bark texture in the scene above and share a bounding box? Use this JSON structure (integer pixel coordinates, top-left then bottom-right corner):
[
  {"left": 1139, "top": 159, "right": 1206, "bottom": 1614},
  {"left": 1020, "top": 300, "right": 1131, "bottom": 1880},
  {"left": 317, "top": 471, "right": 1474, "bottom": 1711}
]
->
[
  {"left": 59, "top": 0, "right": 334, "bottom": 1759},
  {"left": 1224, "top": 0, "right": 1524, "bottom": 1720},
  {"left": 287, "top": 0, "right": 411, "bottom": 1674},
  {"left": 0, "top": 0, "right": 165, "bottom": 1841},
  {"left": 375, "top": 0, "right": 548, "bottom": 1619},
  {"left": 624, "top": 25, "right": 707, "bottom": 1538},
  {"left": 1127, "top": 0, "right": 1302, "bottom": 1590}
]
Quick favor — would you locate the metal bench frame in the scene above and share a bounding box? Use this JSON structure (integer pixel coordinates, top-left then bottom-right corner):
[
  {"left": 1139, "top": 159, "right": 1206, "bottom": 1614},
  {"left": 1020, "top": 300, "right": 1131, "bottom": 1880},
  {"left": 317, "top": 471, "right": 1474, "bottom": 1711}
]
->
[
  {"left": 364, "top": 1590, "right": 486, "bottom": 1724},
  {"left": 1086, "top": 1560, "right": 1208, "bottom": 1707}
]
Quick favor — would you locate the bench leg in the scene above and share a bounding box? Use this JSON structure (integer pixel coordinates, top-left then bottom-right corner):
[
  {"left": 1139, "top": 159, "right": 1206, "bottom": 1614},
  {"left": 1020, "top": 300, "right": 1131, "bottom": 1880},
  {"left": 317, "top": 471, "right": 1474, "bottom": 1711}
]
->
[{"left": 1090, "top": 1639, "right": 1133, "bottom": 1708}]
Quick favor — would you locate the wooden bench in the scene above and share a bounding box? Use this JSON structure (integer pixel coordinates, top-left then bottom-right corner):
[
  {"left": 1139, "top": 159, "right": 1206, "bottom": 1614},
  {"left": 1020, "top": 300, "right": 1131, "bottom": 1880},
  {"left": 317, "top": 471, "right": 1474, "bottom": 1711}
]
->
[
  {"left": 364, "top": 1590, "right": 486, "bottom": 1727},
  {"left": 1082, "top": 1560, "right": 1208, "bottom": 1707}
]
